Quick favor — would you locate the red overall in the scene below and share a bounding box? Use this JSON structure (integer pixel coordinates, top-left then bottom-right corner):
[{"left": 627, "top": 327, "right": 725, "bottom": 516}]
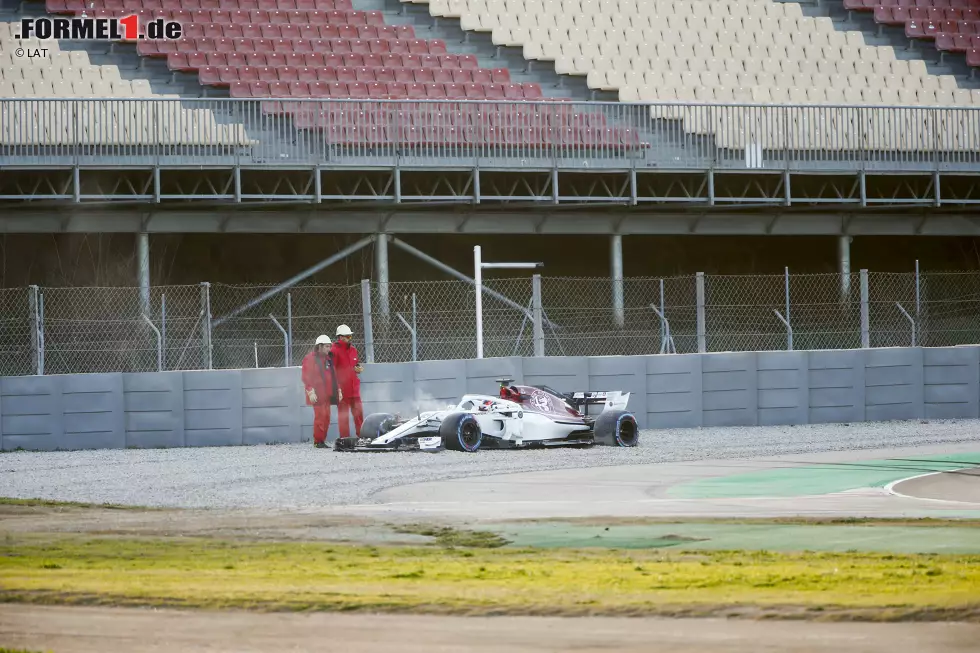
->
[
  {"left": 301, "top": 349, "right": 338, "bottom": 445},
  {"left": 330, "top": 339, "right": 363, "bottom": 438}
]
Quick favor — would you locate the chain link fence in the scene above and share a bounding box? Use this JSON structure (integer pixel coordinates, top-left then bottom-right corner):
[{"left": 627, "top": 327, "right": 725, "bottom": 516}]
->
[{"left": 3, "top": 270, "right": 980, "bottom": 376}]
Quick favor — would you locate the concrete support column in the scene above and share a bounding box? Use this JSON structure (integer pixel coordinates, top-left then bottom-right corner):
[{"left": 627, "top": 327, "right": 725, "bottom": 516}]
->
[
  {"left": 611, "top": 234, "right": 624, "bottom": 328},
  {"left": 376, "top": 232, "right": 389, "bottom": 317},
  {"left": 839, "top": 235, "right": 852, "bottom": 303},
  {"left": 137, "top": 232, "right": 150, "bottom": 315}
]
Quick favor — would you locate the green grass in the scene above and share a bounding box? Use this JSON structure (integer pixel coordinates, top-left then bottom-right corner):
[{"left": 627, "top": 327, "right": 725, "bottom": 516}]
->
[
  {"left": 0, "top": 649, "right": 52, "bottom": 653},
  {"left": 2, "top": 534, "right": 979, "bottom": 621}
]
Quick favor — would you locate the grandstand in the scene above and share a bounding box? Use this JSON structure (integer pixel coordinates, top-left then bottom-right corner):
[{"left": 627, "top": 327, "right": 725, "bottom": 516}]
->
[{"left": 0, "top": 0, "right": 978, "bottom": 210}]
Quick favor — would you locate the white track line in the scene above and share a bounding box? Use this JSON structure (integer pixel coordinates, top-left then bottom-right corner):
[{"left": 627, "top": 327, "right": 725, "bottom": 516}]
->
[{"left": 884, "top": 469, "right": 980, "bottom": 506}]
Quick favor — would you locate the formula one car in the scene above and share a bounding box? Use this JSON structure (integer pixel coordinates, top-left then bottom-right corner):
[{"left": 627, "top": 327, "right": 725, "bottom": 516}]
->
[{"left": 333, "top": 378, "right": 639, "bottom": 453}]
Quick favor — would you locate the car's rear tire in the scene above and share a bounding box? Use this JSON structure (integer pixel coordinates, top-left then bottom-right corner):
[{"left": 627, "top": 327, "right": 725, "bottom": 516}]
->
[
  {"left": 440, "top": 412, "right": 483, "bottom": 452},
  {"left": 593, "top": 410, "right": 639, "bottom": 447}
]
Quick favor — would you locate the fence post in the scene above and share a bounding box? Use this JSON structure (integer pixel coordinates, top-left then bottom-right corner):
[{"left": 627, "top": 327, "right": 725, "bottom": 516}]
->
[
  {"left": 915, "top": 260, "right": 920, "bottom": 319},
  {"left": 269, "top": 315, "right": 289, "bottom": 368},
  {"left": 38, "top": 290, "right": 45, "bottom": 375},
  {"left": 784, "top": 267, "right": 792, "bottom": 351},
  {"left": 28, "top": 285, "right": 40, "bottom": 376},
  {"left": 696, "top": 272, "right": 706, "bottom": 353},
  {"left": 161, "top": 293, "right": 167, "bottom": 371},
  {"left": 286, "top": 291, "right": 293, "bottom": 366},
  {"left": 915, "top": 259, "right": 921, "bottom": 345},
  {"left": 200, "top": 282, "right": 213, "bottom": 370},
  {"left": 412, "top": 293, "right": 417, "bottom": 362},
  {"left": 361, "top": 279, "right": 375, "bottom": 363},
  {"left": 532, "top": 273, "right": 545, "bottom": 357},
  {"left": 860, "top": 269, "right": 870, "bottom": 348},
  {"left": 141, "top": 314, "right": 163, "bottom": 372}
]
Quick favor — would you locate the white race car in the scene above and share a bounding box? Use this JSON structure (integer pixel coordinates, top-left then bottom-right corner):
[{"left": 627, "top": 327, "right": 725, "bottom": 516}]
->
[{"left": 334, "top": 378, "right": 639, "bottom": 452}]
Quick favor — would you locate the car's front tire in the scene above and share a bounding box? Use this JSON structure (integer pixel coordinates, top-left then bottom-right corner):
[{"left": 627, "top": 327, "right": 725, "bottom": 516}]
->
[
  {"left": 334, "top": 412, "right": 398, "bottom": 451},
  {"left": 360, "top": 412, "right": 398, "bottom": 440},
  {"left": 593, "top": 410, "right": 639, "bottom": 447},
  {"left": 440, "top": 412, "right": 483, "bottom": 452}
]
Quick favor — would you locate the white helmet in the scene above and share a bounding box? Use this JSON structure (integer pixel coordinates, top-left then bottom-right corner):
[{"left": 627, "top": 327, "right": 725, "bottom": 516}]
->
[
  {"left": 336, "top": 324, "right": 353, "bottom": 337},
  {"left": 315, "top": 334, "right": 331, "bottom": 346}
]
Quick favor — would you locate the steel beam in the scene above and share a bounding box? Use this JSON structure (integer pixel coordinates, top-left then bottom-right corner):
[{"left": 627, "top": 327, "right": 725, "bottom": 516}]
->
[
  {"left": 376, "top": 232, "right": 390, "bottom": 318},
  {"left": 5, "top": 206, "right": 980, "bottom": 236},
  {"left": 839, "top": 235, "right": 852, "bottom": 303},
  {"left": 611, "top": 234, "right": 624, "bottom": 328},
  {"left": 212, "top": 235, "right": 376, "bottom": 327},
  {"left": 137, "top": 232, "right": 150, "bottom": 316}
]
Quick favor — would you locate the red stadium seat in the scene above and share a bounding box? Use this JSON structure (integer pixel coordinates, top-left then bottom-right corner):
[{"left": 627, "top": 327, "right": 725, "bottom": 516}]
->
[
  {"left": 294, "top": 66, "right": 317, "bottom": 82},
  {"left": 199, "top": 65, "right": 222, "bottom": 84},
  {"left": 393, "top": 67, "right": 414, "bottom": 82},
  {"left": 217, "top": 65, "right": 240, "bottom": 83},
  {"left": 310, "top": 81, "right": 331, "bottom": 97},
  {"left": 167, "top": 52, "right": 190, "bottom": 69},
  {"left": 935, "top": 31, "right": 958, "bottom": 48},
  {"left": 375, "top": 67, "right": 396, "bottom": 82},
  {"left": 485, "top": 84, "right": 505, "bottom": 100},
  {"left": 289, "top": 81, "right": 311, "bottom": 96},
  {"left": 336, "top": 25, "right": 358, "bottom": 38},
  {"left": 230, "top": 65, "right": 255, "bottom": 82},
  {"left": 522, "top": 83, "right": 543, "bottom": 100},
  {"left": 491, "top": 68, "right": 511, "bottom": 83},
  {"left": 336, "top": 66, "right": 356, "bottom": 82},
  {"left": 471, "top": 68, "right": 492, "bottom": 84},
  {"left": 348, "top": 82, "right": 369, "bottom": 98},
  {"left": 229, "top": 80, "right": 251, "bottom": 97},
  {"left": 369, "top": 39, "right": 390, "bottom": 54},
  {"left": 387, "top": 82, "right": 408, "bottom": 98},
  {"left": 462, "top": 82, "right": 484, "bottom": 98}
]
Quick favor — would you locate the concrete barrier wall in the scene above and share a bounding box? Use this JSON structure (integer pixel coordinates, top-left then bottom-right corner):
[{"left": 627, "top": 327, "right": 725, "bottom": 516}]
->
[{"left": 2, "top": 346, "right": 978, "bottom": 451}]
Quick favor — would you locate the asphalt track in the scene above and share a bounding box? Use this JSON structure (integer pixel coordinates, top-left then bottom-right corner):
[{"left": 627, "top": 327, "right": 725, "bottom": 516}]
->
[
  {"left": 334, "top": 442, "right": 980, "bottom": 523},
  {"left": 891, "top": 465, "right": 980, "bottom": 504}
]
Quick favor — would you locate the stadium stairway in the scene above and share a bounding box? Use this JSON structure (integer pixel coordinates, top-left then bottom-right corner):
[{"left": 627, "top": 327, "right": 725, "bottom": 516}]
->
[
  {"left": 0, "top": 0, "right": 197, "bottom": 96},
  {"left": 379, "top": 0, "right": 607, "bottom": 100},
  {"left": 2, "top": 0, "right": 575, "bottom": 99},
  {"left": 820, "top": 0, "right": 980, "bottom": 85}
]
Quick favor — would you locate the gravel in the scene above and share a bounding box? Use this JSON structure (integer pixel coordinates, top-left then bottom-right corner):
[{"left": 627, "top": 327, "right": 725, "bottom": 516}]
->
[{"left": 1, "top": 419, "right": 980, "bottom": 510}]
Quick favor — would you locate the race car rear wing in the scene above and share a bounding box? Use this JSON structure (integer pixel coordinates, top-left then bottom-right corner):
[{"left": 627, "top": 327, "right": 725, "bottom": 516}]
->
[
  {"left": 568, "top": 391, "right": 631, "bottom": 415},
  {"left": 496, "top": 378, "right": 630, "bottom": 416}
]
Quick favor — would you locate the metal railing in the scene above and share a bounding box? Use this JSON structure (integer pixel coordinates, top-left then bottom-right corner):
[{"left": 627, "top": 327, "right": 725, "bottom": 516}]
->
[
  {"left": 2, "top": 98, "right": 980, "bottom": 171},
  {"left": 3, "top": 268, "right": 980, "bottom": 376}
]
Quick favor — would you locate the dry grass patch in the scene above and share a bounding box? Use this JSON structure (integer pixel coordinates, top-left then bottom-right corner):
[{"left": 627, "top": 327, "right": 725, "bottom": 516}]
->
[{"left": 2, "top": 534, "right": 979, "bottom": 621}]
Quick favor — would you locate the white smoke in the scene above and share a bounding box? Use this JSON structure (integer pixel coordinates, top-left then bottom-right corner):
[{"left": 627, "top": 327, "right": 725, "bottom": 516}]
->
[{"left": 411, "top": 390, "right": 457, "bottom": 415}]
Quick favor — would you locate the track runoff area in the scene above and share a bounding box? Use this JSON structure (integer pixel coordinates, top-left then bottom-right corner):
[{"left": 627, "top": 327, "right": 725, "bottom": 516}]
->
[{"left": 2, "top": 419, "right": 980, "bottom": 652}]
